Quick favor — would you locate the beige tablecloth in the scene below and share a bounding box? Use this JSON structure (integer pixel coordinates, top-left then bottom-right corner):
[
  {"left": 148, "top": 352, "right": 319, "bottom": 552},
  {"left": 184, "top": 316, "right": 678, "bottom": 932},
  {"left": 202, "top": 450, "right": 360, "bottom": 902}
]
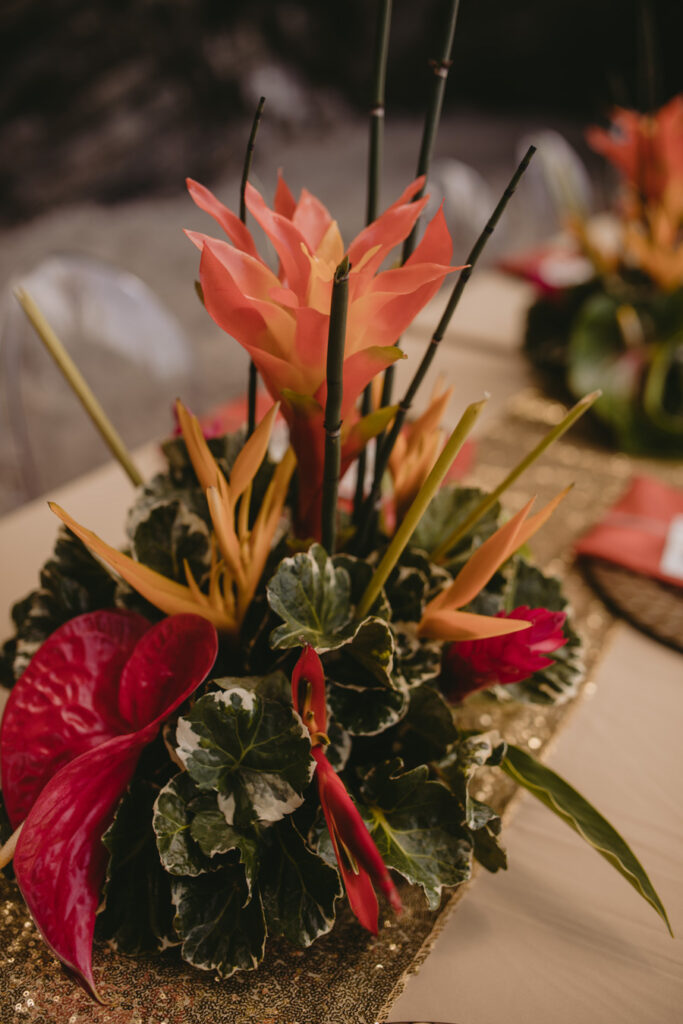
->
[{"left": 1, "top": 273, "right": 681, "bottom": 1023}]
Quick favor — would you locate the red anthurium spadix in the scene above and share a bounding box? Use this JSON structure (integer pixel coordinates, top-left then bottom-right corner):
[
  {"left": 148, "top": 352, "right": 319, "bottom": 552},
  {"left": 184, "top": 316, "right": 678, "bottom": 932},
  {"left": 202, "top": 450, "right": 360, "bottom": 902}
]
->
[
  {"left": 291, "top": 646, "right": 401, "bottom": 933},
  {"left": 0, "top": 610, "right": 218, "bottom": 999},
  {"left": 187, "top": 174, "right": 460, "bottom": 537}
]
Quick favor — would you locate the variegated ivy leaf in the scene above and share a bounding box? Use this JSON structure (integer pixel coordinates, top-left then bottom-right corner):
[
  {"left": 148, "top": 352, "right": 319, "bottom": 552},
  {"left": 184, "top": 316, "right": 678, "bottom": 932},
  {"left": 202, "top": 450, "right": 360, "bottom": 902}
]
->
[
  {"left": 172, "top": 866, "right": 266, "bottom": 977},
  {"left": 384, "top": 548, "right": 452, "bottom": 623},
  {"left": 360, "top": 759, "right": 472, "bottom": 909},
  {"left": 128, "top": 496, "right": 211, "bottom": 585},
  {"left": 175, "top": 688, "right": 314, "bottom": 827},
  {"left": 259, "top": 818, "right": 341, "bottom": 947},
  {"left": 215, "top": 670, "right": 291, "bottom": 705},
  {"left": 153, "top": 772, "right": 214, "bottom": 877},
  {"left": 266, "top": 543, "right": 356, "bottom": 651},
  {"left": 332, "top": 553, "right": 391, "bottom": 620},
  {"left": 393, "top": 682, "right": 459, "bottom": 765},
  {"left": 97, "top": 777, "right": 178, "bottom": 954},
  {"left": 324, "top": 617, "right": 396, "bottom": 690},
  {"left": 190, "top": 807, "right": 259, "bottom": 895},
  {"left": 327, "top": 680, "right": 408, "bottom": 736},
  {"left": 392, "top": 624, "right": 442, "bottom": 690},
  {"left": 437, "top": 732, "right": 508, "bottom": 873}
]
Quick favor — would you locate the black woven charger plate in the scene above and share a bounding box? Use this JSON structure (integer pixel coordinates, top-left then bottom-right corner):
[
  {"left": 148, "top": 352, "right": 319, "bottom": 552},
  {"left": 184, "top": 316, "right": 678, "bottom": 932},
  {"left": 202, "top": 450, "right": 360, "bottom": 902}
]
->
[{"left": 583, "top": 558, "right": 683, "bottom": 653}]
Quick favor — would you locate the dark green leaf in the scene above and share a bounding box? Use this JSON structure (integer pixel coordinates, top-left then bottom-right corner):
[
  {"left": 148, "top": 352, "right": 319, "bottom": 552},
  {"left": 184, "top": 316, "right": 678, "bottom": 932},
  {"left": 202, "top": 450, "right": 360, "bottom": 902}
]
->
[
  {"left": 361, "top": 759, "right": 471, "bottom": 908},
  {"left": 333, "top": 553, "right": 391, "bottom": 620},
  {"left": 214, "top": 670, "right": 291, "bottom": 705},
  {"left": 502, "top": 743, "right": 672, "bottom": 933},
  {"left": 260, "top": 818, "right": 341, "bottom": 946},
  {"left": 411, "top": 486, "right": 501, "bottom": 567},
  {"left": 172, "top": 866, "right": 266, "bottom": 976},
  {"left": 190, "top": 810, "right": 259, "bottom": 895},
  {"left": 97, "top": 777, "right": 177, "bottom": 954},
  {"left": 509, "top": 560, "right": 567, "bottom": 612},
  {"left": 128, "top": 497, "right": 211, "bottom": 584},
  {"left": 393, "top": 626, "right": 442, "bottom": 689},
  {"left": 267, "top": 543, "right": 355, "bottom": 651},
  {"left": 175, "top": 687, "right": 314, "bottom": 826},
  {"left": 327, "top": 680, "right": 408, "bottom": 736},
  {"left": 324, "top": 617, "right": 396, "bottom": 690}
]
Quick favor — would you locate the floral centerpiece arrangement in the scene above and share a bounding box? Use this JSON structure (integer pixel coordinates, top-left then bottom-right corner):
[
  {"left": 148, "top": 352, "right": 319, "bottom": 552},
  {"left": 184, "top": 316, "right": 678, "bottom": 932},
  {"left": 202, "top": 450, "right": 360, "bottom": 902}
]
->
[
  {"left": 521, "top": 96, "right": 683, "bottom": 457},
  {"left": 0, "top": 0, "right": 670, "bottom": 1004}
]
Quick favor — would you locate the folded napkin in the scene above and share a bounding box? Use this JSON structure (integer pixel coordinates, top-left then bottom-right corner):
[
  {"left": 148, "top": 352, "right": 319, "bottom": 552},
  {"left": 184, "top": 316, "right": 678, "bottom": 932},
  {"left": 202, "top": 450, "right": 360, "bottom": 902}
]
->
[{"left": 575, "top": 475, "right": 683, "bottom": 588}]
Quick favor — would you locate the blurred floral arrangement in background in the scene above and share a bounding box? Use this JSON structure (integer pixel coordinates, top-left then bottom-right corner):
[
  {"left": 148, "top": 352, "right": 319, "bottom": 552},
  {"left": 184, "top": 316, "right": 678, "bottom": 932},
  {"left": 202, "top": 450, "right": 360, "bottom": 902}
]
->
[
  {"left": 0, "top": 0, "right": 671, "bottom": 1005},
  {"left": 514, "top": 96, "right": 683, "bottom": 457}
]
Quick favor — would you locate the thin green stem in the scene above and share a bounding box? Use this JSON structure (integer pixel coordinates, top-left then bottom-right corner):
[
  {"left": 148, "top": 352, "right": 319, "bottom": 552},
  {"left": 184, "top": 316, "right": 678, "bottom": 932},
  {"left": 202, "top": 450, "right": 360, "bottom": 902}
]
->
[
  {"left": 356, "top": 397, "right": 486, "bottom": 619},
  {"left": 355, "top": 0, "right": 394, "bottom": 524},
  {"left": 322, "top": 257, "right": 351, "bottom": 554},
  {"left": 356, "top": 146, "right": 536, "bottom": 553},
  {"left": 430, "top": 390, "right": 602, "bottom": 562},
  {"left": 380, "top": 0, "right": 461, "bottom": 409},
  {"left": 241, "top": 96, "right": 266, "bottom": 436}
]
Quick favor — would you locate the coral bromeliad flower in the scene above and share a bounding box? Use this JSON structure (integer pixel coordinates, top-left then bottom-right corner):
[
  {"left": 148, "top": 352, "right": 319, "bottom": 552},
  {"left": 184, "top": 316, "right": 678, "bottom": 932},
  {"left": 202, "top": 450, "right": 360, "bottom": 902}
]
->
[
  {"left": 419, "top": 489, "right": 570, "bottom": 643},
  {"left": 50, "top": 401, "right": 295, "bottom": 634},
  {"left": 0, "top": 610, "right": 218, "bottom": 998},
  {"left": 187, "top": 174, "right": 459, "bottom": 536},
  {"left": 586, "top": 97, "right": 683, "bottom": 204},
  {"left": 442, "top": 605, "right": 567, "bottom": 702},
  {"left": 291, "top": 646, "right": 402, "bottom": 933}
]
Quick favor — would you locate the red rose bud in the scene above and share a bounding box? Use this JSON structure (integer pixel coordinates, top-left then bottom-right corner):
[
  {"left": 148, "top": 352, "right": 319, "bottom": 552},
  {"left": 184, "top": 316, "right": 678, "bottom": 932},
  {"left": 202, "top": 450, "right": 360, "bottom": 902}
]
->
[{"left": 442, "top": 605, "right": 567, "bottom": 703}]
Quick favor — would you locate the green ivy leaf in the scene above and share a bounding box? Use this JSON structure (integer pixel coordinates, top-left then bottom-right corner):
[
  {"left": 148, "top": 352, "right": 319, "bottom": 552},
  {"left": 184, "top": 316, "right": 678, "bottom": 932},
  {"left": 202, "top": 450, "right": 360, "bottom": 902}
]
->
[
  {"left": 214, "top": 670, "right": 291, "bottom": 705},
  {"left": 153, "top": 773, "right": 216, "bottom": 877},
  {"left": 175, "top": 687, "right": 314, "bottom": 827},
  {"left": 128, "top": 497, "right": 211, "bottom": 584},
  {"left": 97, "top": 777, "right": 177, "bottom": 954},
  {"left": 509, "top": 560, "right": 567, "bottom": 612},
  {"left": 361, "top": 759, "right": 472, "bottom": 908},
  {"left": 259, "top": 818, "right": 341, "bottom": 946},
  {"left": 172, "top": 866, "right": 266, "bottom": 977},
  {"left": 502, "top": 743, "right": 672, "bottom": 933},
  {"left": 392, "top": 625, "right": 442, "bottom": 690},
  {"left": 410, "top": 486, "right": 501, "bottom": 567},
  {"left": 267, "top": 543, "right": 356, "bottom": 651},
  {"left": 333, "top": 553, "right": 391, "bottom": 620}
]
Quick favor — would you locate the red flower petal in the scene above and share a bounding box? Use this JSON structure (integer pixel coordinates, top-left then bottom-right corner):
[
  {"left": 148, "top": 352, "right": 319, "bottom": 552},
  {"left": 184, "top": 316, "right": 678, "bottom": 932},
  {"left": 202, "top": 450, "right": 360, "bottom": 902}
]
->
[
  {"left": 0, "top": 610, "right": 150, "bottom": 828},
  {"left": 3, "top": 612, "right": 218, "bottom": 997}
]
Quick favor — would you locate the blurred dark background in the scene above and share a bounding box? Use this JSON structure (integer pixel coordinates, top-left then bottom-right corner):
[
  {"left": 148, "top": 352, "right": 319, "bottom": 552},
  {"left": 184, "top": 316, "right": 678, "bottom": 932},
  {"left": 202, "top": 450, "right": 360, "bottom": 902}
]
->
[{"left": 1, "top": 0, "right": 681, "bottom": 225}]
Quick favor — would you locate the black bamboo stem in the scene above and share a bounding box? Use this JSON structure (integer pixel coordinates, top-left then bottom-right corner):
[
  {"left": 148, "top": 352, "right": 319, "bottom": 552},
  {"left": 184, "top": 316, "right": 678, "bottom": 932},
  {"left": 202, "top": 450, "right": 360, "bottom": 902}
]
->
[
  {"left": 354, "top": 145, "right": 536, "bottom": 554},
  {"left": 241, "top": 96, "right": 266, "bottom": 437},
  {"left": 380, "top": 0, "right": 461, "bottom": 410},
  {"left": 354, "top": 0, "right": 393, "bottom": 524},
  {"left": 322, "top": 257, "right": 351, "bottom": 554}
]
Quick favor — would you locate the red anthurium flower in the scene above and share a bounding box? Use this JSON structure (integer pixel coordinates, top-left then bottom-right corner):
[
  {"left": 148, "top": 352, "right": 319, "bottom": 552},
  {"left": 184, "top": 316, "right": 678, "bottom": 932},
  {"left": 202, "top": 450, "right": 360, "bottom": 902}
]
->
[
  {"left": 442, "top": 605, "right": 567, "bottom": 703},
  {"left": 0, "top": 610, "right": 218, "bottom": 999},
  {"left": 291, "top": 646, "right": 401, "bottom": 933},
  {"left": 187, "top": 174, "right": 459, "bottom": 537}
]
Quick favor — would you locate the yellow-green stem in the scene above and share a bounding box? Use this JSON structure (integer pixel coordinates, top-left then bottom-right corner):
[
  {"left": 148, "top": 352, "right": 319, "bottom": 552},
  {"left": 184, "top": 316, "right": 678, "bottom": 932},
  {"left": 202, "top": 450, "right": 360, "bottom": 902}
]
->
[
  {"left": 430, "top": 390, "right": 601, "bottom": 562},
  {"left": 15, "top": 288, "right": 143, "bottom": 487},
  {"left": 356, "top": 397, "right": 486, "bottom": 618}
]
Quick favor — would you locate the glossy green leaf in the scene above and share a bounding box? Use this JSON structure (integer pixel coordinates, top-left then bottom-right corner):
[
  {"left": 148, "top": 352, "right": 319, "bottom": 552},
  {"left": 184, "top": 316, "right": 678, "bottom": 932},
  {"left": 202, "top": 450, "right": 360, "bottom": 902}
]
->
[
  {"left": 153, "top": 773, "right": 212, "bottom": 877},
  {"left": 361, "top": 759, "right": 471, "bottom": 908},
  {"left": 411, "top": 486, "right": 501, "bottom": 567},
  {"left": 260, "top": 818, "right": 341, "bottom": 946},
  {"left": 327, "top": 680, "right": 408, "bottom": 736},
  {"left": 324, "top": 617, "right": 396, "bottom": 690},
  {"left": 172, "top": 866, "right": 266, "bottom": 976},
  {"left": 175, "top": 687, "right": 314, "bottom": 827},
  {"left": 267, "top": 543, "right": 356, "bottom": 651},
  {"left": 97, "top": 777, "right": 177, "bottom": 954},
  {"left": 502, "top": 743, "right": 672, "bottom": 933}
]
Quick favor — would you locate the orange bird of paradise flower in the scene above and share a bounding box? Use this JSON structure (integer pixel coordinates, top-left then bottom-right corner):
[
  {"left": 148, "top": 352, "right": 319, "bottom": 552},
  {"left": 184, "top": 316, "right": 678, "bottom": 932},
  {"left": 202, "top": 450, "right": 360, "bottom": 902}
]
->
[
  {"left": 50, "top": 401, "right": 295, "bottom": 635},
  {"left": 186, "top": 173, "right": 460, "bottom": 537},
  {"left": 419, "top": 488, "right": 570, "bottom": 643}
]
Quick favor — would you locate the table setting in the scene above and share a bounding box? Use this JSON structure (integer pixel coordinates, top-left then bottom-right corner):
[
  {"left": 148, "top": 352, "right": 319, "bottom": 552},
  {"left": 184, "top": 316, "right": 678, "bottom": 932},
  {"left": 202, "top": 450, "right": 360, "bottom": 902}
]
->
[{"left": 1, "top": 2, "right": 681, "bottom": 1022}]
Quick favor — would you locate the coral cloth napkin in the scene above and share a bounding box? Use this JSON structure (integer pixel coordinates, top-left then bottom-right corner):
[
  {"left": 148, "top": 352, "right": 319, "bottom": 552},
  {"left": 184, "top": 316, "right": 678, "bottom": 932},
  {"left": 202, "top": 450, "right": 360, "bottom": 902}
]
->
[{"left": 575, "top": 475, "right": 683, "bottom": 588}]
